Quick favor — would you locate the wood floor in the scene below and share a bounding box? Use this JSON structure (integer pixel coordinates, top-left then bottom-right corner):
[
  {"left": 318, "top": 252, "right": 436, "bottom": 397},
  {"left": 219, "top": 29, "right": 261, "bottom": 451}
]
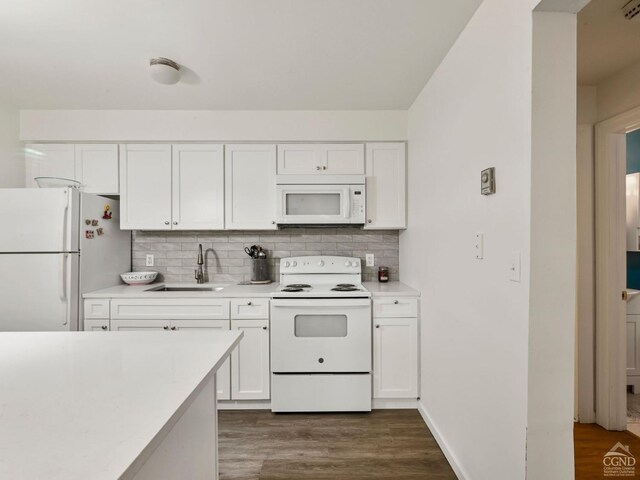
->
[
  {"left": 574, "top": 423, "right": 640, "bottom": 479},
  {"left": 218, "top": 409, "right": 456, "bottom": 480}
]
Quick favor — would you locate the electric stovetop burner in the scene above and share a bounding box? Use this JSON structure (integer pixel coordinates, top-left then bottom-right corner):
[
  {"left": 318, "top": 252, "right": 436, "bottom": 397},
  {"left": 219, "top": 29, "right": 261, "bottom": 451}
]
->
[
  {"left": 281, "top": 288, "right": 303, "bottom": 292},
  {"left": 285, "top": 284, "right": 311, "bottom": 289},
  {"left": 336, "top": 283, "right": 356, "bottom": 288},
  {"left": 331, "top": 286, "right": 360, "bottom": 292}
]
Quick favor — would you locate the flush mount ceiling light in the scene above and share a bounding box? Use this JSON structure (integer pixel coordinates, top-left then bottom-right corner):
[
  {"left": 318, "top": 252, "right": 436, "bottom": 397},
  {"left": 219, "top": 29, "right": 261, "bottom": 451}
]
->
[{"left": 149, "top": 57, "right": 181, "bottom": 85}]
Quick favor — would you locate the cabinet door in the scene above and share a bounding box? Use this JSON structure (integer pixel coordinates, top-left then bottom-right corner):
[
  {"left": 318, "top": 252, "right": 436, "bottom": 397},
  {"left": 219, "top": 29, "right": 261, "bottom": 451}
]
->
[
  {"left": 120, "top": 144, "right": 172, "bottom": 230},
  {"left": 75, "top": 144, "right": 119, "bottom": 194},
  {"left": 172, "top": 144, "right": 224, "bottom": 230},
  {"left": 231, "top": 319, "right": 270, "bottom": 400},
  {"left": 172, "top": 319, "right": 231, "bottom": 400},
  {"left": 373, "top": 317, "right": 418, "bottom": 398},
  {"left": 365, "top": 143, "right": 406, "bottom": 229},
  {"left": 323, "top": 144, "right": 365, "bottom": 174},
  {"left": 277, "top": 144, "right": 323, "bottom": 174},
  {"left": 110, "top": 319, "right": 169, "bottom": 331},
  {"left": 83, "top": 319, "right": 110, "bottom": 331},
  {"left": 25, "top": 144, "right": 75, "bottom": 188},
  {"left": 628, "top": 315, "right": 640, "bottom": 376},
  {"left": 225, "top": 144, "right": 277, "bottom": 230}
]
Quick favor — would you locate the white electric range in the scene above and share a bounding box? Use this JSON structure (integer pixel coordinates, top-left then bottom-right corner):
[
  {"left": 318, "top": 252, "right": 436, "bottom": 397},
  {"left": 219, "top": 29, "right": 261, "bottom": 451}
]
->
[{"left": 270, "top": 256, "right": 372, "bottom": 412}]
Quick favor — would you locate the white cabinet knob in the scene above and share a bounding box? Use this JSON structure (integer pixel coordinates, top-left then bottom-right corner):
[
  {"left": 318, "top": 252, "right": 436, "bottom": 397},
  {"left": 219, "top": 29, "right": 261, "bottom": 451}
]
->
[
  {"left": 101, "top": 325, "right": 107, "bottom": 330},
  {"left": 368, "top": 219, "right": 372, "bottom": 224},
  {"left": 272, "top": 221, "right": 276, "bottom": 224},
  {"left": 316, "top": 166, "right": 321, "bottom": 170},
  {"left": 394, "top": 300, "right": 399, "bottom": 305},
  {"left": 173, "top": 221, "right": 178, "bottom": 225},
  {"left": 247, "top": 301, "right": 252, "bottom": 306},
  {"left": 322, "top": 166, "right": 327, "bottom": 170},
  {"left": 163, "top": 325, "right": 169, "bottom": 330},
  {"left": 164, "top": 221, "right": 170, "bottom": 225}
]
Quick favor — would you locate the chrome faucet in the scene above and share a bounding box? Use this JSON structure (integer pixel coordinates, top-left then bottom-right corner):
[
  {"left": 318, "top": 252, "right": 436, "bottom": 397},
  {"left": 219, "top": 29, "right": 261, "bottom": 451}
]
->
[{"left": 195, "top": 244, "right": 204, "bottom": 284}]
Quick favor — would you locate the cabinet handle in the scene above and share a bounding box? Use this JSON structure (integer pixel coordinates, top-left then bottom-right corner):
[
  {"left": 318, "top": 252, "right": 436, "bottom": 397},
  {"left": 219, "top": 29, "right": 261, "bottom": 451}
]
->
[
  {"left": 368, "top": 219, "right": 373, "bottom": 224},
  {"left": 262, "top": 326, "right": 268, "bottom": 330},
  {"left": 247, "top": 301, "right": 252, "bottom": 306},
  {"left": 271, "top": 221, "right": 276, "bottom": 225},
  {"left": 394, "top": 300, "right": 399, "bottom": 305},
  {"left": 171, "top": 326, "right": 177, "bottom": 331},
  {"left": 101, "top": 325, "right": 107, "bottom": 330},
  {"left": 376, "top": 324, "right": 380, "bottom": 328},
  {"left": 322, "top": 166, "right": 327, "bottom": 170},
  {"left": 163, "top": 325, "right": 169, "bottom": 330},
  {"left": 164, "top": 221, "right": 170, "bottom": 225},
  {"left": 316, "top": 166, "right": 321, "bottom": 170},
  {"left": 173, "top": 221, "right": 178, "bottom": 225}
]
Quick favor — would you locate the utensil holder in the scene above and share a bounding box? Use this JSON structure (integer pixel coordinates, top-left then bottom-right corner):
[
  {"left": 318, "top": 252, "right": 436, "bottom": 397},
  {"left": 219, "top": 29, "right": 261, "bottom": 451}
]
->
[{"left": 250, "top": 258, "right": 269, "bottom": 283}]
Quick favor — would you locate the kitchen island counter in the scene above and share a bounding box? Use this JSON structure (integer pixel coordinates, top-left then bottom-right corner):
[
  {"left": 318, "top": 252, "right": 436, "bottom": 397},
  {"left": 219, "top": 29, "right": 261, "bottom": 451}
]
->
[{"left": 0, "top": 330, "right": 242, "bottom": 480}]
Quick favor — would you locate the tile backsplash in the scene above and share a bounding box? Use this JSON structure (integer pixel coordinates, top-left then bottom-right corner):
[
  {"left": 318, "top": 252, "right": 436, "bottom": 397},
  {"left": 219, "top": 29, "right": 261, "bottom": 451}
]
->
[{"left": 132, "top": 228, "right": 399, "bottom": 284}]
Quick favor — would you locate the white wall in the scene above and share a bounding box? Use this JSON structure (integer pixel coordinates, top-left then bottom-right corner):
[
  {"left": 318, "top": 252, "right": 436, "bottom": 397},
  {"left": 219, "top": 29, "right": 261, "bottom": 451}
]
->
[
  {"left": 402, "top": 0, "right": 579, "bottom": 478},
  {"left": 19, "top": 110, "right": 407, "bottom": 142},
  {"left": 0, "top": 105, "right": 23, "bottom": 187},
  {"left": 401, "top": 0, "right": 536, "bottom": 477},
  {"left": 596, "top": 60, "right": 640, "bottom": 122},
  {"left": 528, "top": 11, "right": 577, "bottom": 479}
]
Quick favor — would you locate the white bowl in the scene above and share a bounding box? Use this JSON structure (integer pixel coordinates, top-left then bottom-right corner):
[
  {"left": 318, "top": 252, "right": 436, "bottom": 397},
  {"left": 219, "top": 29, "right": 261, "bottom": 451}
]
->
[
  {"left": 35, "top": 177, "right": 82, "bottom": 188},
  {"left": 120, "top": 271, "right": 158, "bottom": 285}
]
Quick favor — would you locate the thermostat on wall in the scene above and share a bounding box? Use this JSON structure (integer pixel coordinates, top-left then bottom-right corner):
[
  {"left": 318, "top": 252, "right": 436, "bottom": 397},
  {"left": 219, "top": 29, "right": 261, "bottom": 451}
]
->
[{"left": 481, "top": 167, "right": 496, "bottom": 195}]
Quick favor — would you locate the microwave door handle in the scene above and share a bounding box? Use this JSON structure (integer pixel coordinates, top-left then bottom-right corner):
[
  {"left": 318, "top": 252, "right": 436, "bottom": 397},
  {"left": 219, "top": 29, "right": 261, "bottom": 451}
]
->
[{"left": 344, "top": 188, "right": 351, "bottom": 218}]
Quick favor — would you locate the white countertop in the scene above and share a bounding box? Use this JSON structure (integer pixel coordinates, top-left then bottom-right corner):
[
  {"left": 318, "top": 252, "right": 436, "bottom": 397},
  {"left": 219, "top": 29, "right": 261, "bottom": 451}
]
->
[
  {"left": 362, "top": 281, "right": 420, "bottom": 297},
  {"left": 84, "top": 282, "right": 280, "bottom": 298},
  {"left": 0, "top": 330, "right": 242, "bottom": 480}
]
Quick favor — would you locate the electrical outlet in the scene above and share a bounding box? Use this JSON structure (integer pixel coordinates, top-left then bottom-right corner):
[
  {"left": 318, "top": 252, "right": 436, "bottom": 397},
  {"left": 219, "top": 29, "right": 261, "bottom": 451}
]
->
[
  {"left": 475, "top": 233, "right": 484, "bottom": 260},
  {"left": 366, "top": 254, "right": 375, "bottom": 267},
  {"left": 146, "top": 254, "right": 154, "bottom": 267}
]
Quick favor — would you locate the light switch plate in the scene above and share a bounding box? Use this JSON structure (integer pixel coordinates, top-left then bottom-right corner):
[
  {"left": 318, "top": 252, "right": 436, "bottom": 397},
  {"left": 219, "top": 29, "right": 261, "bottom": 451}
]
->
[
  {"left": 366, "top": 254, "right": 375, "bottom": 267},
  {"left": 475, "top": 233, "right": 484, "bottom": 260},
  {"left": 509, "top": 252, "right": 521, "bottom": 282},
  {"left": 146, "top": 254, "right": 154, "bottom": 267}
]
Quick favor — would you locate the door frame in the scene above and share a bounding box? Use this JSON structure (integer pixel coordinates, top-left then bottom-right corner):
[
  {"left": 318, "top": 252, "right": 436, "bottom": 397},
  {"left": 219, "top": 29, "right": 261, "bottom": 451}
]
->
[{"left": 595, "top": 104, "right": 640, "bottom": 430}]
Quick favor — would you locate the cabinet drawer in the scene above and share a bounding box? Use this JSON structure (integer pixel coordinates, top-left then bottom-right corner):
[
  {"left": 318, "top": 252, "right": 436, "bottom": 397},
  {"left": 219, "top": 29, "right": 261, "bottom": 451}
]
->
[
  {"left": 111, "top": 298, "right": 230, "bottom": 320},
  {"left": 84, "top": 299, "right": 110, "bottom": 319},
  {"left": 231, "top": 298, "right": 269, "bottom": 319},
  {"left": 373, "top": 298, "right": 418, "bottom": 318}
]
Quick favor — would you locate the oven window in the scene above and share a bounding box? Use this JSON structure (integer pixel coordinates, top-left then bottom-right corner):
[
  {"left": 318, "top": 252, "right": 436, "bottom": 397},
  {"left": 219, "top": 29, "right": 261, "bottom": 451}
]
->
[
  {"left": 285, "top": 193, "right": 341, "bottom": 216},
  {"left": 294, "top": 314, "right": 347, "bottom": 337}
]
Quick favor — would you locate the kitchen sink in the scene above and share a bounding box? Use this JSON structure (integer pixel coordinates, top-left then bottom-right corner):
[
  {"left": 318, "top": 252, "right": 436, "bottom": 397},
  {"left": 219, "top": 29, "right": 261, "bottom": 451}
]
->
[{"left": 145, "top": 285, "right": 225, "bottom": 292}]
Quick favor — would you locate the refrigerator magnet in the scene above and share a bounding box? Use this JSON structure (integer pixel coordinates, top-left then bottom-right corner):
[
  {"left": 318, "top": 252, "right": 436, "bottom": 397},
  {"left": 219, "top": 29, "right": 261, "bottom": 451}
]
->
[
  {"left": 102, "top": 205, "right": 112, "bottom": 220},
  {"left": 85, "top": 230, "right": 95, "bottom": 239}
]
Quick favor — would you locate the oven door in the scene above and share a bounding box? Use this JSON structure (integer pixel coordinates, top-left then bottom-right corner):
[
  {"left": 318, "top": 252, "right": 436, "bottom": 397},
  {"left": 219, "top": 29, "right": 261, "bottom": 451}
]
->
[
  {"left": 270, "top": 298, "right": 371, "bottom": 373},
  {"left": 276, "top": 184, "right": 352, "bottom": 224}
]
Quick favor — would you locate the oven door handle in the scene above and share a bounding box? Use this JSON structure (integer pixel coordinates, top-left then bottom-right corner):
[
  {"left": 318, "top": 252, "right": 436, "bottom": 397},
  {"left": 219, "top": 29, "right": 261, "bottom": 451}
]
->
[{"left": 271, "top": 299, "right": 371, "bottom": 308}]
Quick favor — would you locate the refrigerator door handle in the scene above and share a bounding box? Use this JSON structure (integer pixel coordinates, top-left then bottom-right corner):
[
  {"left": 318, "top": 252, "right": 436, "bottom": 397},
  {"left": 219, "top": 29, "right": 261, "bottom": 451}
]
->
[
  {"left": 61, "top": 190, "right": 70, "bottom": 252},
  {"left": 59, "top": 253, "right": 69, "bottom": 325}
]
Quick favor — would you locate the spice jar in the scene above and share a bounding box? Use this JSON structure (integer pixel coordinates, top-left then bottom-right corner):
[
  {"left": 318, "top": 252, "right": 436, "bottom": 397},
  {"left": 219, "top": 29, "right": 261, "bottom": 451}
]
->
[{"left": 378, "top": 266, "right": 389, "bottom": 283}]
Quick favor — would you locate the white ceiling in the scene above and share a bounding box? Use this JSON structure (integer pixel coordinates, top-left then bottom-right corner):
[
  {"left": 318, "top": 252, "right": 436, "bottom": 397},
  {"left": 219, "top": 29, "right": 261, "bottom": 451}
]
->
[
  {"left": 578, "top": 0, "right": 640, "bottom": 85},
  {"left": 0, "top": 0, "right": 481, "bottom": 110}
]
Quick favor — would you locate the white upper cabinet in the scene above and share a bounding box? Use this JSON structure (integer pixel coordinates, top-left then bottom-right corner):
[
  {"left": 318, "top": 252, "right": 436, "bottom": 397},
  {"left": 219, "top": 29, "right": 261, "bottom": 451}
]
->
[
  {"left": 25, "top": 144, "right": 75, "bottom": 187},
  {"left": 172, "top": 144, "right": 224, "bottom": 230},
  {"left": 225, "top": 144, "right": 277, "bottom": 230},
  {"left": 277, "top": 144, "right": 364, "bottom": 175},
  {"left": 75, "top": 144, "right": 119, "bottom": 195},
  {"left": 365, "top": 143, "right": 406, "bottom": 229},
  {"left": 120, "top": 144, "right": 173, "bottom": 230}
]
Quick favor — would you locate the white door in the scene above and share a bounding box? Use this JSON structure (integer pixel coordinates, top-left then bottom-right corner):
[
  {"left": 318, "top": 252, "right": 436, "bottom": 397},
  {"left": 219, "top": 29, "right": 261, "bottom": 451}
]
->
[
  {"left": 225, "top": 144, "right": 277, "bottom": 230},
  {"left": 365, "top": 143, "right": 406, "bottom": 229},
  {"left": 172, "top": 144, "right": 224, "bottom": 230},
  {"left": 277, "top": 144, "right": 323, "bottom": 174},
  {"left": 0, "top": 188, "right": 79, "bottom": 252},
  {"left": 0, "top": 253, "right": 78, "bottom": 331},
  {"left": 25, "top": 144, "right": 75, "bottom": 187},
  {"left": 324, "top": 144, "right": 365, "bottom": 174},
  {"left": 373, "top": 317, "right": 418, "bottom": 398},
  {"left": 75, "top": 144, "right": 119, "bottom": 195},
  {"left": 172, "top": 319, "right": 231, "bottom": 401},
  {"left": 120, "top": 144, "right": 172, "bottom": 230},
  {"left": 110, "top": 319, "right": 170, "bottom": 331},
  {"left": 231, "top": 319, "right": 270, "bottom": 400},
  {"left": 84, "top": 319, "right": 110, "bottom": 331}
]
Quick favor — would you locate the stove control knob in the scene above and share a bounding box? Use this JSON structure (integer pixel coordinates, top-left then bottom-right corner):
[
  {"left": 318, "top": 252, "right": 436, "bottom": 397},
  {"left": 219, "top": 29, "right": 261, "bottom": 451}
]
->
[
  {"left": 292, "top": 261, "right": 297, "bottom": 267},
  {"left": 284, "top": 261, "right": 290, "bottom": 268},
  {"left": 351, "top": 261, "right": 358, "bottom": 267},
  {"left": 318, "top": 260, "right": 324, "bottom": 267},
  {"left": 344, "top": 261, "right": 350, "bottom": 267}
]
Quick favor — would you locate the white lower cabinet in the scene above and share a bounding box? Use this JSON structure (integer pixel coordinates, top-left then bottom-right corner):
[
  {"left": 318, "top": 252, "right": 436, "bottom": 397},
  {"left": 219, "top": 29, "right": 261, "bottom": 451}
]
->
[
  {"left": 83, "top": 319, "right": 110, "bottom": 331},
  {"left": 372, "top": 312, "right": 418, "bottom": 399},
  {"left": 231, "top": 319, "right": 270, "bottom": 400}
]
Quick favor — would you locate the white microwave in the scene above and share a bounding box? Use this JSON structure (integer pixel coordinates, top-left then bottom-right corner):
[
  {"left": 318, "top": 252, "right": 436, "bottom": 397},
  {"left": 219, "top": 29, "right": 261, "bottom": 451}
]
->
[{"left": 276, "top": 175, "right": 365, "bottom": 225}]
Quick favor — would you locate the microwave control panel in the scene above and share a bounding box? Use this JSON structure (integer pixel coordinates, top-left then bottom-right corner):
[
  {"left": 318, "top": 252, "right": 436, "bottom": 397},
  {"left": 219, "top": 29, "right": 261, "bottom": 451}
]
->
[{"left": 350, "top": 186, "right": 366, "bottom": 222}]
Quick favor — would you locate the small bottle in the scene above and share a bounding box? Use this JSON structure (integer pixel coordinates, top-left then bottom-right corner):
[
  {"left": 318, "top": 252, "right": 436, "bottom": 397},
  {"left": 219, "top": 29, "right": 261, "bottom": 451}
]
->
[{"left": 378, "top": 266, "right": 389, "bottom": 283}]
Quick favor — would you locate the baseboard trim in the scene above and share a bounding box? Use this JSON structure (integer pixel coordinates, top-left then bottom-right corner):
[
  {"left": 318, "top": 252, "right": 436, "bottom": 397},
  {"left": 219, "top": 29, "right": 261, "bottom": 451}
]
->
[
  {"left": 417, "top": 401, "right": 470, "bottom": 480},
  {"left": 372, "top": 398, "right": 418, "bottom": 409}
]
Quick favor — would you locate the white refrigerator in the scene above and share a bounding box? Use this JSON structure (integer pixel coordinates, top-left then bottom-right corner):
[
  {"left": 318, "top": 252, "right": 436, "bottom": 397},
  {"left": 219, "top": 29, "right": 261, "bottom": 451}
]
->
[{"left": 0, "top": 188, "right": 131, "bottom": 331}]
